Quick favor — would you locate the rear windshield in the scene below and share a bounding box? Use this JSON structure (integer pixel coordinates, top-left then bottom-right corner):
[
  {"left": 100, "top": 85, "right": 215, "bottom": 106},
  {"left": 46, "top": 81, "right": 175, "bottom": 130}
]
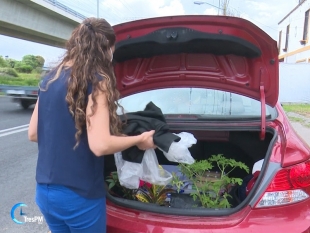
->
[{"left": 118, "top": 88, "right": 276, "bottom": 119}]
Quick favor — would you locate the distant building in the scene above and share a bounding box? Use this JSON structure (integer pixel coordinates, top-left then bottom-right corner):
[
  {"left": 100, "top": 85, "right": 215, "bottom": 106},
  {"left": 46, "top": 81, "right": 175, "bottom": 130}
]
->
[{"left": 278, "top": 0, "right": 310, "bottom": 63}]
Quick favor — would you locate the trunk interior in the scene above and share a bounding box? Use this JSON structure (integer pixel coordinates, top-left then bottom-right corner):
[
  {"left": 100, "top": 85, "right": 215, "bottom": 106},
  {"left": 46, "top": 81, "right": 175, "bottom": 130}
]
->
[{"left": 104, "top": 127, "right": 276, "bottom": 216}]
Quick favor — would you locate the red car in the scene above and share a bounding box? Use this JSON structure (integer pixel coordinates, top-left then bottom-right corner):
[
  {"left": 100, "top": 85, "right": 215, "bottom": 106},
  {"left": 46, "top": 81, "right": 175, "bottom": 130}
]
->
[{"left": 104, "top": 15, "right": 310, "bottom": 233}]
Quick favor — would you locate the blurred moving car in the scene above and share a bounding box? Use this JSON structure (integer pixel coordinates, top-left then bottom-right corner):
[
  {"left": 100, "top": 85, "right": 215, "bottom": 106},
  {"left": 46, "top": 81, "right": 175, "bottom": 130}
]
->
[
  {"left": 103, "top": 15, "right": 310, "bottom": 233},
  {"left": 0, "top": 67, "right": 50, "bottom": 109}
]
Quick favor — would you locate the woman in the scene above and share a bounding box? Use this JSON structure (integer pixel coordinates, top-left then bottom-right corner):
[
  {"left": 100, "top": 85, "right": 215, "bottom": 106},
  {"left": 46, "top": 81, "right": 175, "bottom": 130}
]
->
[{"left": 28, "top": 17, "right": 155, "bottom": 233}]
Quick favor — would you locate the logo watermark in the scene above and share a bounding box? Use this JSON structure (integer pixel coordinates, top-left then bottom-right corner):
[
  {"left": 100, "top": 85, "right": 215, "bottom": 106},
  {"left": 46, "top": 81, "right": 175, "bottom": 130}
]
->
[{"left": 11, "top": 203, "right": 44, "bottom": 224}]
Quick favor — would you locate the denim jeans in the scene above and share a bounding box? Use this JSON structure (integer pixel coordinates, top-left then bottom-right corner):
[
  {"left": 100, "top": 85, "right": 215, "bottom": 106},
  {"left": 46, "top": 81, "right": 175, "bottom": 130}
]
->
[{"left": 36, "top": 183, "right": 106, "bottom": 233}]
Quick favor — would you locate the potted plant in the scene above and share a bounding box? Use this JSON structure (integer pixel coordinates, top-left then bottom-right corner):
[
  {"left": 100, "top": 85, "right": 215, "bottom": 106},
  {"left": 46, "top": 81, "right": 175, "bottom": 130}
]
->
[
  {"left": 171, "top": 154, "right": 249, "bottom": 208},
  {"left": 105, "top": 171, "right": 138, "bottom": 200},
  {"left": 135, "top": 183, "right": 175, "bottom": 205},
  {"left": 106, "top": 171, "right": 174, "bottom": 205}
]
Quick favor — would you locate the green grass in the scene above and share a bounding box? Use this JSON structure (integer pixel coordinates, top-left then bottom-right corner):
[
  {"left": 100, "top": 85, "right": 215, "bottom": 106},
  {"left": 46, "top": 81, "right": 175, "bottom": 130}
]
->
[
  {"left": 0, "top": 67, "right": 19, "bottom": 77},
  {"left": 282, "top": 104, "right": 310, "bottom": 118},
  {"left": 282, "top": 103, "right": 310, "bottom": 128},
  {"left": 0, "top": 74, "right": 40, "bottom": 86},
  {"left": 287, "top": 116, "right": 305, "bottom": 123},
  {"left": 18, "top": 73, "right": 41, "bottom": 79}
]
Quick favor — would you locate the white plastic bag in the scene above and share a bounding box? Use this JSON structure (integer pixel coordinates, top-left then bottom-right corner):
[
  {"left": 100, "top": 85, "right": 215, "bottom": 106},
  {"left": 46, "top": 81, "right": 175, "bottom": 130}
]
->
[
  {"left": 114, "top": 149, "right": 173, "bottom": 189},
  {"left": 161, "top": 132, "right": 196, "bottom": 164},
  {"left": 114, "top": 152, "right": 142, "bottom": 189},
  {"left": 252, "top": 159, "right": 264, "bottom": 174},
  {"left": 141, "top": 149, "right": 173, "bottom": 186}
]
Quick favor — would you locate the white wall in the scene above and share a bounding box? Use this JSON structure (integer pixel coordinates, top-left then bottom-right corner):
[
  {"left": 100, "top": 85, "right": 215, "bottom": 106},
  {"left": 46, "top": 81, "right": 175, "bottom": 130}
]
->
[
  {"left": 278, "top": 0, "right": 310, "bottom": 62},
  {"left": 279, "top": 63, "right": 310, "bottom": 103}
]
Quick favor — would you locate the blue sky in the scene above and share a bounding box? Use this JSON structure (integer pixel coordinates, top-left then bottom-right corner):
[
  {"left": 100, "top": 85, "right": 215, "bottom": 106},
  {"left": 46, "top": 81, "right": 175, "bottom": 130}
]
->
[{"left": 0, "top": 0, "right": 299, "bottom": 66}]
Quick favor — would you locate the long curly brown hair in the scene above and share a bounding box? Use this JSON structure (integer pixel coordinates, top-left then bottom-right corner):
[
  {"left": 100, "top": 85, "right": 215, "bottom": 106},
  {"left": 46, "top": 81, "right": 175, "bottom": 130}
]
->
[{"left": 43, "top": 17, "right": 123, "bottom": 148}]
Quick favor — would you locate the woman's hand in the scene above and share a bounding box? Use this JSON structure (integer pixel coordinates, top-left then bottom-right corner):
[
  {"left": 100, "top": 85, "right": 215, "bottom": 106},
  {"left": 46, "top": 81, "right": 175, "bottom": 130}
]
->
[{"left": 137, "top": 130, "right": 156, "bottom": 150}]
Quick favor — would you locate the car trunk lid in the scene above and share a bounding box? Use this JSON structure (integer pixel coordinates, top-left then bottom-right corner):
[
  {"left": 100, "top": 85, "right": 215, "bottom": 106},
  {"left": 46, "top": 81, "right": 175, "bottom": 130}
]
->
[
  {"left": 113, "top": 15, "right": 279, "bottom": 107},
  {"left": 113, "top": 15, "right": 279, "bottom": 140}
]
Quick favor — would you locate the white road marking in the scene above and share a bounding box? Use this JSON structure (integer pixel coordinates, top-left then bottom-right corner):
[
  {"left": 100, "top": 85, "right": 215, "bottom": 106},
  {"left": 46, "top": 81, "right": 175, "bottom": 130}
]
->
[
  {"left": 0, "top": 124, "right": 29, "bottom": 138},
  {"left": 0, "top": 124, "right": 29, "bottom": 133}
]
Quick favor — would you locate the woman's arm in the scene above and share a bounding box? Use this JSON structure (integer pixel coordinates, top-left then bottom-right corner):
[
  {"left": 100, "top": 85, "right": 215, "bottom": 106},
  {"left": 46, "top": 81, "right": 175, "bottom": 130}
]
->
[
  {"left": 86, "top": 82, "right": 155, "bottom": 156},
  {"left": 28, "top": 99, "right": 39, "bottom": 142}
]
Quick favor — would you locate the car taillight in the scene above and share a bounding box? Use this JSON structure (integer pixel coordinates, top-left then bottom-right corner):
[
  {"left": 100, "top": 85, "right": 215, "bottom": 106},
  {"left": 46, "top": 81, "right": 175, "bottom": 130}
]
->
[{"left": 256, "top": 161, "right": 310, "bottom": 208}]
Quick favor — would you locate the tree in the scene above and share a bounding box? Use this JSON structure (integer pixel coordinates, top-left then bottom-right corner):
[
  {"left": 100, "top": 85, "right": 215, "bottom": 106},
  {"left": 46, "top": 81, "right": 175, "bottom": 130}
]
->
[
  {"left": 7, "top": 58, "right": 17, "bottom": 68},
  {"left": 35, "top": 56, "right": 45, "bottom": 68},
  {"left": 14, "top": 61, "right": 33, "bottom": 73},
  {"left": 21, "top": 55, "right": 45, "bottom": 70},
  {"left": 0, "top": 56, "right": 9, "bottom": 67}
]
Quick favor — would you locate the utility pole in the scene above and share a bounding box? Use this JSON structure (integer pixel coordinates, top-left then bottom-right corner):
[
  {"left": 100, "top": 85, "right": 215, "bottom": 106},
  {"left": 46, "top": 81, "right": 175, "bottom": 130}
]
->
[
  {"left": 97, "top": 0, "right": 99, "bottom": 18},
  {"left": 219, "top": 0, "right": 230, "bottom": 16}
]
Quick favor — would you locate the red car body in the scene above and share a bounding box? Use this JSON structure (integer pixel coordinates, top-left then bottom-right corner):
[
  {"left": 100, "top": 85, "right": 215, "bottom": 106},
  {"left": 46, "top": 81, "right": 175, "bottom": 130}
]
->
[{"left": 106, "top": 15, "right": 310, "bottom": 233}]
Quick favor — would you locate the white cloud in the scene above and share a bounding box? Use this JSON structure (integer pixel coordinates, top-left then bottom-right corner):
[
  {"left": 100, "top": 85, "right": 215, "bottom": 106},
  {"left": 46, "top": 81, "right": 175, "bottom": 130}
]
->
[
  {"left": 100, "top": 0, "right": 184, "bottom": 25},
  {"left": 238, "top": 0, "right": 297, "bottom": 38},
  {"left": 258, "top": 12, "right": 271, "bottom": 18},
  {"left": 155, "top": 0, "right": 185, "bottom": 16},
  {"left": 245, "top": 1, "right": 270, "bottom": 11},
  {"left": 203, "top": 7, "right": 218, "bottom": 15},
  {"left": 240, "top": 12, "right": 250, "bottom": 21}
]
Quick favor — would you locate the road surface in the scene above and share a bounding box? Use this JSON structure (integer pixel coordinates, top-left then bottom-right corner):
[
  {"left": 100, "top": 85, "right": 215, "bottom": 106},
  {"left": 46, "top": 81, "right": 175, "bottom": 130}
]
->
[{"left": 0, "top": 97, "right": 49, "bottom": 233}]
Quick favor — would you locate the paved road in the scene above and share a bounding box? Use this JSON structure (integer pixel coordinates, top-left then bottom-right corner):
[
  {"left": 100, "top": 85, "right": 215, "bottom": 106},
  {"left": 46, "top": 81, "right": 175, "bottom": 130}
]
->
[
  {"left": 291, "top": 122, "right": 310, "bottom": 147},
  {"left": 0, "top": 96, "right": 309, "bottom": 233},
  {"left": 287, "top": 112, "right": 310, "bottom": 146},
  {"left": 0, "top": 97, "right": 49, "bottom": 233}
]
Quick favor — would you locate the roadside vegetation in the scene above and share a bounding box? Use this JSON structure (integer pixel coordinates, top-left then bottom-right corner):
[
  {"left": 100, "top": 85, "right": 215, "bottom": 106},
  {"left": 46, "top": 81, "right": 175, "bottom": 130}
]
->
[
  {"left": 282, "top": 103, "right": 310, "bottom": 128},
  {"left": 0, "top": 74, "right": 40, "bottom": 86},
  {"left": 0, "top": 55, "right": 44, "bottom": 87},
  {"left": 282, "top": 104, "right": 310, "bottom": 118}
]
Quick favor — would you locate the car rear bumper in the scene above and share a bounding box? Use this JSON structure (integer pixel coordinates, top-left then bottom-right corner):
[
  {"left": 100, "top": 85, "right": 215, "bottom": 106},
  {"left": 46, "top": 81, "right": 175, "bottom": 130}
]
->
[{"left": 106, "top": 199, "right": 310, "bottom": 233}]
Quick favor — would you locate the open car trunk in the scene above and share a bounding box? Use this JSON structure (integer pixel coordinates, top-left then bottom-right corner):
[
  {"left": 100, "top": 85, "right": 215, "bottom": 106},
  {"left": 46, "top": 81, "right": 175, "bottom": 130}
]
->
[
  {"left": 104, "top": 15, "right": 279, "bottom": 217},
  {"left": 104, "top": 126, "right": 277, "bottom": 216}
]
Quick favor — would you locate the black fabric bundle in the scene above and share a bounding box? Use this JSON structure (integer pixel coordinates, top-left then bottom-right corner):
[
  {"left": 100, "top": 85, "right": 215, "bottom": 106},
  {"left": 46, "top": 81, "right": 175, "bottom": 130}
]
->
[{"left": 120, "top": 102, "right": 180, "bottom": 163}]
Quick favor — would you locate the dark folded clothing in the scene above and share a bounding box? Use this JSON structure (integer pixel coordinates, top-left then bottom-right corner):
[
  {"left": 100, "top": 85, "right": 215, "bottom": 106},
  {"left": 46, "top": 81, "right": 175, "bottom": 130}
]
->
[{"left": 120, "top": 102, "right": 180, "bottom": 163}]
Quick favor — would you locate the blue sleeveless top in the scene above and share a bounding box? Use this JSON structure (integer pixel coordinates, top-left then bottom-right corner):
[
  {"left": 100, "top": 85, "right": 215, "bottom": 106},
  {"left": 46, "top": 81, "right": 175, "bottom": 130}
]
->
[{"left": 36, "top": 68, "right": 105, "bottom": 199}]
